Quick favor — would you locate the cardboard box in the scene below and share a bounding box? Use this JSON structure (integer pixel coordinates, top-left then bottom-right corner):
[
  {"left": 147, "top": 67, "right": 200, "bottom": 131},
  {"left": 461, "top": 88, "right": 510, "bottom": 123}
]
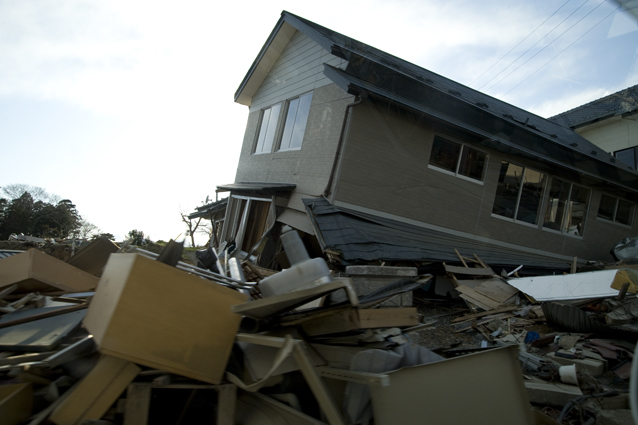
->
[
  {"left": 0, "top": 383, "right": 32, "bottom": 425},
  {"left": 0, "top": 248, "right": 98, "bottom": 293},
  {"left": 83, "top": 254, "right": 247, "bottom": 384}
]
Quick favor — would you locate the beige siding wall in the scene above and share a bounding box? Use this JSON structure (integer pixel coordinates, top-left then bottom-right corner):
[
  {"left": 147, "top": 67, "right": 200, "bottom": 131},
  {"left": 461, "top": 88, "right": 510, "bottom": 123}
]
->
[
  {"left": 249, "top": 31, "right": 346, "bottom": 113},
  {"left": 333, "top": 100, "right": 638, "bottom": 261},
  {"left": 576, "top": 115, "right": 638, "bottom": 154},
  {"left": 235, "top": 83, "right": 354, "bottom": 209}
]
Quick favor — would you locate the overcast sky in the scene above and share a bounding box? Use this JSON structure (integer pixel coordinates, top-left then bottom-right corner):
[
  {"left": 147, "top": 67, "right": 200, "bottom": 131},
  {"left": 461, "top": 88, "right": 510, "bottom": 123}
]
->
[{"left": 1, "top": 0, "right": 637, "bottom": 245}]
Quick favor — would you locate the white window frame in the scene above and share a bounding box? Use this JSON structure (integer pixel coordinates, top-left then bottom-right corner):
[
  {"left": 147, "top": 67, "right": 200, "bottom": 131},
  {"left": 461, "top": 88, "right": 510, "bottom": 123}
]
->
[
  {"left": 491, "top": 161, "right": 547, "bottom": 228},
  {"left": 253, "top": 103, "right": 282, "bottom": 155},
  {"left": 427, "top": 135, "right": 488, "bottom": 185},
  {"left": 277, "top": 91, "right": 314, "bottom": 152},
  {"left": 542, "top": 178, "right": 591, "bottom": 238}
]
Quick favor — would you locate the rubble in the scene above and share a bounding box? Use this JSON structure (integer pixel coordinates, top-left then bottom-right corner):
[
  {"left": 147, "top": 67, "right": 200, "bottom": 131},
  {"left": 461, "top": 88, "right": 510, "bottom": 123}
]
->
[{"left": 0, "top": 239, "right": 635, "bottom": 425}]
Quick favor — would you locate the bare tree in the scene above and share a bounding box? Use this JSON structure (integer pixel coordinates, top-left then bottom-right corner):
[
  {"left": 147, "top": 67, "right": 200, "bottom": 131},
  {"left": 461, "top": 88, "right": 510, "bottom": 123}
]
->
[
  {"left": 2, "top": 184, "right": 60, "bottom": 204},
  {"left": 181, "top": 213, "right": 203, "bottom": 248},
  {"left": 75, "top": 218, "right": 100, "bottom": 240}
]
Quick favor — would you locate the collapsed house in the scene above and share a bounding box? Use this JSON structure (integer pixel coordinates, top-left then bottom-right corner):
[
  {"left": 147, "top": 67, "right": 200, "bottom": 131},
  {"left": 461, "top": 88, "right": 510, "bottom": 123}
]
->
[{"left": 210, "top": 11, "right": 638, "bottom": 274}]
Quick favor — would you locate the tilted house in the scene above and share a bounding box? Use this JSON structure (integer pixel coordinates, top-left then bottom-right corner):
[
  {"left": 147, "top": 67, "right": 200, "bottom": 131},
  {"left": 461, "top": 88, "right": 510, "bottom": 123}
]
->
[{"left": 216, "top": 11, "right": 638, "bottom": 272}]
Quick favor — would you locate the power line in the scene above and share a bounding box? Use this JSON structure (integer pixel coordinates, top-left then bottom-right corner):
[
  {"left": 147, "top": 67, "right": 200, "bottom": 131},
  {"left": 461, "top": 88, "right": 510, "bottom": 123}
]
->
[
  {"left": 478, "top": 0, "right": 593, "bottom": 90},
  {"left": 503, "top": 5, "right": 620, "bottom": 97},
  {"left": 469, "top": 0, "right": 572, "bottom": 86},
  {"left": 484, "top": 0, "right": 607, "bottom": 92}
]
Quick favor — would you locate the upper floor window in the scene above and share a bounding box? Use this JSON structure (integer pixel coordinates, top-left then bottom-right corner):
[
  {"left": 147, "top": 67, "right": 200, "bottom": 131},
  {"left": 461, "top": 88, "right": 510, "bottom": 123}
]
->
[
  {"left": 598, "top": 194, "right": 635, "bottom": 226},
  {"left": 543, "top": 178, "right": 590, "bottom": 236},
  {"left": 614, "top": 147, "right": 637, "bottom": 170},
  {"left": 428, "top": 135, "right": 487, "bottom": 182},
  {"left": 492, "top": 161, "right": 546, "bottom": 225},
  {"left": 279, "top": 91, "right": 313, "bottom": 151},
  {"left": 254, "top": 103, "right": 282, "bottom": 154}
]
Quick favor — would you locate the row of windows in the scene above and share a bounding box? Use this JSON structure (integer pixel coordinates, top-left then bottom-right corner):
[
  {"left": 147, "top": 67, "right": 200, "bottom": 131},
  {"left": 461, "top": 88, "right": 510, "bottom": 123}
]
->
[
  {"left": 428, "top": 135, "right": 636, "bottom": 236},
  {"left": 253, "top": 91, "right": 314, "bottom": 154}
]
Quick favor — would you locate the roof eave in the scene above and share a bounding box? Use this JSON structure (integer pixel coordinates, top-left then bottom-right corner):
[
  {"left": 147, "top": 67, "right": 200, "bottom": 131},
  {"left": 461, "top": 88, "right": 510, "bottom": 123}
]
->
[{"left": 234, "top": 16, "right": 297, "bottom": 106}]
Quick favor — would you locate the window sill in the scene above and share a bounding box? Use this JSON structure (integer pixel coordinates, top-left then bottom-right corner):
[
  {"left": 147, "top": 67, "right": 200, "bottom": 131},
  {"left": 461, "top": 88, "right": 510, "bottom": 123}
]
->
[
  {"left": 490, "top": 214, "right": 540, "bottom": 229},
  {"left": 595, "top": 216, "right": 633, "bottom": 228},
  {"left": 427, "top": 164, "right": 484, "bottom": 185},
  {"left": 541, "top": 226, "right": 584, "bottom": 239}
]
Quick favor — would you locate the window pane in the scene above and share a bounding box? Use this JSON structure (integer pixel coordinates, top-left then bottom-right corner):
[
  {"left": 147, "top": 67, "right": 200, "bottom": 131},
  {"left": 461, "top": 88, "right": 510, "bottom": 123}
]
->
[
  {"left": 543, "top": 178, "right": 570, "bottom": 231},
  {"left": 280, "top": 98, "right": 300, "bottom": 150},
  {"left": 616, "top": 199, "right": 634, "bottom": 225},
  {"left": 254, "top": 108, "right": 271, "bottom": 154},
  {"left": 492, "top": 161, "right": 522, "bottom": 219},
  {"left": 254, "top": 103, "right": 281, "bottom": 154},
  {"left": 563, "top": 184, "right": 589, "bottom": 235},
  {"left": 430, "top": 136, "right": 461, "bottom": 172},
  {"left": 458, "top": 146, "right": 487, "bottom": 180},
  {"left": 597, "top": 194, "right": 616, "bottom": 221},
  {"left": 615, "top": 148, "right": 636, "bottom": 169},
  {"left": 516, "top": 168, "right": 545, "bottom": 225},
  {"left": 290, "top": 92, "right": 313, "bottom": 149},
  {"left": 280, "top": 92, "right": 313, "bottom": 151}
]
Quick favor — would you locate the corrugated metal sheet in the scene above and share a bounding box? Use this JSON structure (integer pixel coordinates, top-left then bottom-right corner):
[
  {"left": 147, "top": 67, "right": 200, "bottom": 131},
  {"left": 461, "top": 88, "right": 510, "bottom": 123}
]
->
[
  {"left": 0, "top": 250, "right": 24, "bottom": 260},
  {"left": 303, "top": 197, "right": 571, "bottom": 272},
  {"left": 188, "top": 198, "right": 228, "bottom": 220}
]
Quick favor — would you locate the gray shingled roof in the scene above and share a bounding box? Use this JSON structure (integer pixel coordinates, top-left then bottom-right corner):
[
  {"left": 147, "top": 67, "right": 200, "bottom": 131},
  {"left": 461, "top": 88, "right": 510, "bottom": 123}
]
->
[
  {"left": 549, "top": 84, "right": 638, "bottom": 129},
  {"left": 303, "top": 197, "right": 574, "bottom": 272}
]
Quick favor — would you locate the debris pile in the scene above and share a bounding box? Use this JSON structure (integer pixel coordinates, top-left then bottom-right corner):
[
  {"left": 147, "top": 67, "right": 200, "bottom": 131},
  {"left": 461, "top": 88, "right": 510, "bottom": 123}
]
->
[{"left": 0, "top": 235, "right": 636, "bottom": 424}]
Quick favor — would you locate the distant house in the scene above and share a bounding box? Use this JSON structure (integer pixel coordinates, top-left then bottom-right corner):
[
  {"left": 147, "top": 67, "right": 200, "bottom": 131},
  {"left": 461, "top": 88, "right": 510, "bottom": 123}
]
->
[
  {"left": 550, "top": 84, "right": 638, "bottom": 170},
  {"left": 215, "top": 11, "right": 638, "bottom": 272}
]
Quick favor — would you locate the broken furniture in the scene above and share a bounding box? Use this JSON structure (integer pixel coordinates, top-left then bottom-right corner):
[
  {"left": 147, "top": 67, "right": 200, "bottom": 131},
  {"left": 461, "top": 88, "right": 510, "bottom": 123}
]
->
[
  {"left": 83, "top": 253, "right": 247, "bottom": 384},
  {"left": 0, "top": 248, "right": 98, "bottom": 293}
]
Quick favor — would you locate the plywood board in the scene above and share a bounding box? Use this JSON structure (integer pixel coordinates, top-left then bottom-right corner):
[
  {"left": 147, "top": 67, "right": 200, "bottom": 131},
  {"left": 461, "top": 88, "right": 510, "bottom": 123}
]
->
[
  {"left": 444, "top": 264, "right": 495, "bottom": 276},
  {"left": 474, "top": 278, "right": 519, "bottom": 303},
  {"left": 456, "top": 286, "right": 502, "bottom": 310},
  {"left": 0, "top": 249, "right": 98, "bottom": 293},
  {"left": 507, "top": 270, "right": 621, "bottom": 301},
  {"left": 67, "top": 238, "right": 119, "bottom": 276},
  {"left": 0, "top": 383, "right": 32, "bottom": 425},
  {"left": 370, "top": 346, "right": 533, "bottom": 425},
  {"left": 84, "top": 254, "right": 247, "bottom": 384},
  {"left": 50, "top": 355, "right": 140, "bottom": 425},
  {"left": 301, "top": 308, "right": 418, "bottom": 336},
  {"left": 232, "top": 280, "right": 357, "bottom": 320}
]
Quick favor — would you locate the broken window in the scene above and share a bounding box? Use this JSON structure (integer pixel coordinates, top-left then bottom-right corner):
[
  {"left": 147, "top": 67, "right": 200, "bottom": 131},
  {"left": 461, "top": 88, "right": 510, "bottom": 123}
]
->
[
  {"left": 428, "top": 135, "right": 487, "bottom": 182},
  {"left": 597, "top": 194, "right": 635, "bottom": 226},
  {"left": 230, "top": 197, "right": 273, "bottom": 253},
  {"left": 543, "top": 178, "right": 590, "bottom": 236},
  {"left": 279, "top": 91, "right": 313, "bottom": 151},
  {"left": 614, "top": 147, "right": 637, "bottom": 170},
  {"left": 492, "top": 161, "right": 546, "bottom": 225},
  {"left": 254, "top": 103, "right": 282, "bottom": 154}
]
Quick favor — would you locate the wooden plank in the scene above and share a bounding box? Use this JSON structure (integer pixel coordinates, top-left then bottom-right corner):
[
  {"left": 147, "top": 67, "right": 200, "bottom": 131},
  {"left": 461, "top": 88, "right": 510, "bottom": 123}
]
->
[
  {"left": 124, "top": 383, "right": 151, "bottom": 425},
  {"left": 458, "top": 294, "right": 493, "bottom": 311},
  {"left": 232, "top": 279, "right": 358, "bottom": 320},
  {"left": 451, "top": 306, "right": 520, "bottom": 323},
  {"left": 474, "top": 279, "right": 519, "bottom": 303},
  {"left": 444, "top": 264, "right": 495, "bottom": 276},
  {"left": 456, "top": 286, "right": 502, "bottom": 310},
  {"left": 301, "top": 308, "right": 419, "bottom": 336},
  {"left": 50, "top": 355, "right": 140, "bottom": 425}
]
